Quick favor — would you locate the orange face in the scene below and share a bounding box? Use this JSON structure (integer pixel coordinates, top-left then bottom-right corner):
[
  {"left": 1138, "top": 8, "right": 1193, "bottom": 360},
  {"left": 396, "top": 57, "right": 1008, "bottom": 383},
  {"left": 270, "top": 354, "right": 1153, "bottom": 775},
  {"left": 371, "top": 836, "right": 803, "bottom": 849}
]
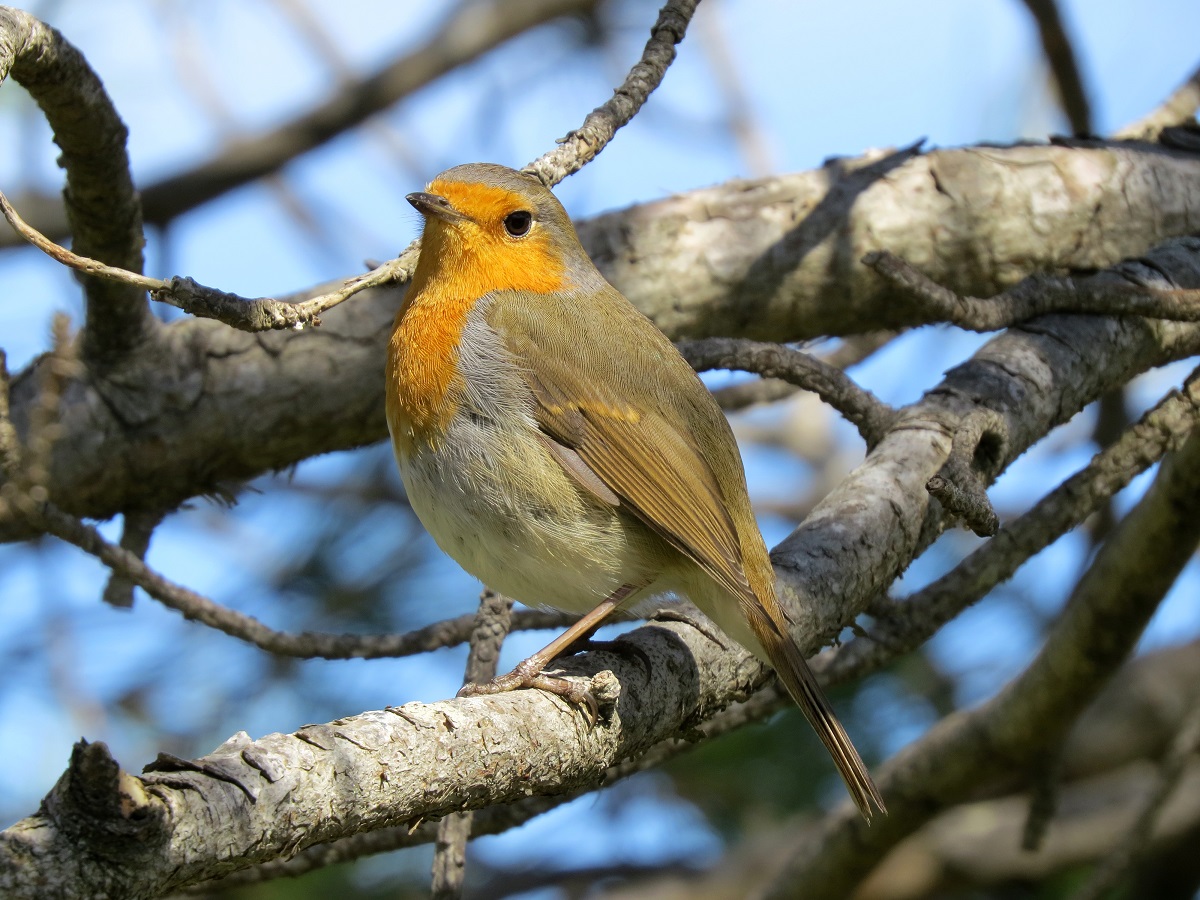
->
[
  {"left": 386, "top": 179, "right": 568, "bottom": 452},
  {"left": 417, "top": 179, "right": 567, "bottom": 297}
]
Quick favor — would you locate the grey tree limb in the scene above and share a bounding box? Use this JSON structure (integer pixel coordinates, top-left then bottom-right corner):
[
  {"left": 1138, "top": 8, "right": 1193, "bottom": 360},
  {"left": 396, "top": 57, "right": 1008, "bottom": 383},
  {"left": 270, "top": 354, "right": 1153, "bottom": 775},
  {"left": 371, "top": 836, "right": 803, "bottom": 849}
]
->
[
  {"left": 761, "top": 406, "right": 1200, "bottom": 899},
  {"left": 0, "top": 611, "right": 771, "bottom": 900},
  {"left": 0, "top": 5, "right": 151, "bottom": 368}
]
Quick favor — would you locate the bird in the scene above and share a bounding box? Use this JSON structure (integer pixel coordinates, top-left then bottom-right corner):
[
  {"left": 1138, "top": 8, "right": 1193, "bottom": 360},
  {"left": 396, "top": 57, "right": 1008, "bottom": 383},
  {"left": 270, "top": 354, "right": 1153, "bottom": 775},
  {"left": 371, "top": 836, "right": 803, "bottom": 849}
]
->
[{"left": 385, "top": 162, "right": 885, "bottom": 821}]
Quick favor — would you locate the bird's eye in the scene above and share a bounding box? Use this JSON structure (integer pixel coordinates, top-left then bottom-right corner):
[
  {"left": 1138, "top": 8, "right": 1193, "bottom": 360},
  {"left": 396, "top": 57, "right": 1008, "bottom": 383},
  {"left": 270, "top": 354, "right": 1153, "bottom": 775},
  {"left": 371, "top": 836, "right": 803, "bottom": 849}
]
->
[{"left": 503, "top": 210, "right": 533, "bottom": 238}]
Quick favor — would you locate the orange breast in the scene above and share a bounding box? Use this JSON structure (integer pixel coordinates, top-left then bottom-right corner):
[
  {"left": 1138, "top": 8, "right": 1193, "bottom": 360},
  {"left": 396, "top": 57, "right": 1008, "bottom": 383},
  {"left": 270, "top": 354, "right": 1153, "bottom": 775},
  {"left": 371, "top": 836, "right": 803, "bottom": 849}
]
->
[
  {"left": 386, "top": 284, "right": 470, "bottom": 455},
  {"left": 385, "top": 204, "right": 568, "bottom": 455}
]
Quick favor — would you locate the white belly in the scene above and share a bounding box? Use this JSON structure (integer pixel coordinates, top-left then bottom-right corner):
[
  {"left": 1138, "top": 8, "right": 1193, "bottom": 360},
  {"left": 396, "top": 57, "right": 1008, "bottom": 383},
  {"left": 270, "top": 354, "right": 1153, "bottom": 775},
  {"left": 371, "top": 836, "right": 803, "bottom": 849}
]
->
[{"left": 395, "top": 414, "right": 664, "bottom": 614}]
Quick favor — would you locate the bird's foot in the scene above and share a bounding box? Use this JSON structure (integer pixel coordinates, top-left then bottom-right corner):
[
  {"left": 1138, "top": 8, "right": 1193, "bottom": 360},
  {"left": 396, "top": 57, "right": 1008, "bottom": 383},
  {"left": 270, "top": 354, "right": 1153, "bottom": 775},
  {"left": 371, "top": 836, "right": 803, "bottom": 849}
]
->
[{"left": 458, "top": 656, "right": 599, "bottom": 727}]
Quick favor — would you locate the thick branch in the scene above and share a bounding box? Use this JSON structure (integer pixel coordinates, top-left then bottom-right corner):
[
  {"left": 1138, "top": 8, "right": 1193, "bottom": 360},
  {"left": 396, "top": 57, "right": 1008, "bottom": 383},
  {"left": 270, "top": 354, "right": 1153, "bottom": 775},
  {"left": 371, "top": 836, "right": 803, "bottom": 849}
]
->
[
  {"left": 5, "top": 143, "right": 1200, "bottom": 540},
  {"left": 0, "top": 6, "right": 151, "bottom": 366},
  {"left": 764, "top": 416, "right": 1200, "bottom": 899},
  {"left": 825, "top": 366, "right": 1200, "bottom": 684},
  {"left": 0, "top": 612, "right": 771, "bottom": 899}
]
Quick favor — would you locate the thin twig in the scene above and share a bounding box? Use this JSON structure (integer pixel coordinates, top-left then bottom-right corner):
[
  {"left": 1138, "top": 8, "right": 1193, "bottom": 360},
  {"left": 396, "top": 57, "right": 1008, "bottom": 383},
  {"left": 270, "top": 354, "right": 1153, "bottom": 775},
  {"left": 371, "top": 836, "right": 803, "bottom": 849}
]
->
[
  {"left": 101, "top": 509, "right": 166, "bottom": 609},
  {"left": 1019, "top": 0, "right": 1092, "bottom": 135},
  {"left": 0, "top": 185, "right": 416, "bottom": 332},
  {"left": 523, "top": 0, "right": 701, "bottom": 186},
  {"left": 3, "top": 488, "right": 584, "bottom": 656},
  {"left": 865, "top": 249, "right": 1200, "bottom": 330},
  {"left": 926, "top": 408, "right": 1007, "bottom": 537},
  {"left": 680, "top": 337, "right": 896, "bottom": 447}
]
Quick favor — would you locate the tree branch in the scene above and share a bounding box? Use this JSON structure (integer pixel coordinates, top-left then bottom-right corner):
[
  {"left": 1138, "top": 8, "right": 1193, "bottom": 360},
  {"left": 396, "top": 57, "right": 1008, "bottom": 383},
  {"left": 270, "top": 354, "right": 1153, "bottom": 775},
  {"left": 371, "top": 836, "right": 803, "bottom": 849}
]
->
[
  {"left": 1019, "top": 0, "right": 1092, "bottom": 135},
  {"left": 4, "top": 485, "right": 585, "bottom": 658},
  {"left": 763, "top": 413, "right": 1200, "bottom": 899},
  {"left": 0, "top": 6, "right": 151, "bottom": 367},
  {"left": 0, "top": 608, "right": 771, "bottom": 899},
  {"left": 866, "top": 247, "right": 1200, "bottom": 329},
  {"left": 522, "top": 0, "right": 699, "bottom": 186},
  {"left": 824, "top": 364, "right": 1200, "bottom": 684},
  {"left": 679, "top": 337, "right": 895, "bottom": 446},
  {"left": 1116, "top": 58, "right": 1200, "bottom": 141},
  {"left": 0, "top": 185, "right": 418, "bottom": 331}
]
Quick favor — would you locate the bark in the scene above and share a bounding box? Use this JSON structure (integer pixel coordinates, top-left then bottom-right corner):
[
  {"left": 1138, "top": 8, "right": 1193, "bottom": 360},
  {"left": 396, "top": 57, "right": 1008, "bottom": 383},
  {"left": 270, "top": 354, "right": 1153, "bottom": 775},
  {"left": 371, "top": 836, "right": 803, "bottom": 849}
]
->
[{"left": 0, "top": 615, "right": 764, "bottom": 900}]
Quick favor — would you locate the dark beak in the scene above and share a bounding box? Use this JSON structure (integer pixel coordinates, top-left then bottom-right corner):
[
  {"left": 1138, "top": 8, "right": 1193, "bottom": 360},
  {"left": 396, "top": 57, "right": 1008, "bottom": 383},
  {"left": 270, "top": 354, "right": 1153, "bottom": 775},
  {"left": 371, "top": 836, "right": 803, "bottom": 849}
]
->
[{"left": 406, "top": 191, "right": 467, "bottom": 224}]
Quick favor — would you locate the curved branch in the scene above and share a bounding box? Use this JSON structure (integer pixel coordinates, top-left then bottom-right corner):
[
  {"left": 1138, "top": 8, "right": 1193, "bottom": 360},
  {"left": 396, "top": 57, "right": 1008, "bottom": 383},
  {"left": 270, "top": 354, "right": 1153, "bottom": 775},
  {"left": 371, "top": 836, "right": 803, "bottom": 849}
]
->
[
  {"left": 523, "top": 0, "right": 699, "bottom": 186},
  {"left": 679, "top": 337, "right": 895, "bottom": 446},
  {"left": 0, "top": 6, "right": 151, "bottom": 366}
]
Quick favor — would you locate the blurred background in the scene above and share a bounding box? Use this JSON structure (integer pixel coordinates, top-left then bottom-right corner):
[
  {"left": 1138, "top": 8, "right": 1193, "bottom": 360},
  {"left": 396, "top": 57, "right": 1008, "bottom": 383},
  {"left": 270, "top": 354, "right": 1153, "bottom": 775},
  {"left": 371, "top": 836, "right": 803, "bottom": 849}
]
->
[{"left": 2, "top": 0, "right": 1200, "bottom": 896}]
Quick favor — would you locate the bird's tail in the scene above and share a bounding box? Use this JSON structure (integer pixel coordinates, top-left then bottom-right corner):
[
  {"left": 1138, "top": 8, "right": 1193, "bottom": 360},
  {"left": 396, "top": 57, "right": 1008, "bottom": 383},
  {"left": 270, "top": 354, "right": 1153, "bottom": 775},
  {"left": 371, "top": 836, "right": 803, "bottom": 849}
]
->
[{"left": 745, "top": 601, "right": 886, "bottom": 822}]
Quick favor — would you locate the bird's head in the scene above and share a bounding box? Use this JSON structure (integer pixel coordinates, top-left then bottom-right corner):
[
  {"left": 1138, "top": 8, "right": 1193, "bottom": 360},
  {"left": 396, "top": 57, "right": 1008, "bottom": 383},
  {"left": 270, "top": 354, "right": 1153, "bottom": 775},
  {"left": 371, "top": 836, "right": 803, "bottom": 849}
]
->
[{"left": 407, "top": 163, "right": 604, "bottom": 297}]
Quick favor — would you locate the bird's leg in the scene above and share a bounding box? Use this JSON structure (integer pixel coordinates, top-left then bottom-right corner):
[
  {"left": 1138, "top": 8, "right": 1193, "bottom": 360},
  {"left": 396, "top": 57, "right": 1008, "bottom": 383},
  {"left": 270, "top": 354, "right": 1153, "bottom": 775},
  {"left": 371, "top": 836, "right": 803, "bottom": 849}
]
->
[{"left": 457, "top": 583, "right": 642, "bottom": 724}]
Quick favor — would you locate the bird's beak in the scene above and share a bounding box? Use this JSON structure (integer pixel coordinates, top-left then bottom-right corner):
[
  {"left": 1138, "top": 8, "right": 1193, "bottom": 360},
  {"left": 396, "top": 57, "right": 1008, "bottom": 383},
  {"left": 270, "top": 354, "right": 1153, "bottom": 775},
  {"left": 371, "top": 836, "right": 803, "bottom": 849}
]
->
[{"left": 406, "top": 192, "right": 467, "bottom": 224}]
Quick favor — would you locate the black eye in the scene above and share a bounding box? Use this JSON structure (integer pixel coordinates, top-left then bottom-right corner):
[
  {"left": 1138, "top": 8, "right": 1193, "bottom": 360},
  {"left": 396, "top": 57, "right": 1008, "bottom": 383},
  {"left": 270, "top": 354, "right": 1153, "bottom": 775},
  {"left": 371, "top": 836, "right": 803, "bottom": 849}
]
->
[{"left": 503, "top": 210, "right": 532, "bottom": 237}]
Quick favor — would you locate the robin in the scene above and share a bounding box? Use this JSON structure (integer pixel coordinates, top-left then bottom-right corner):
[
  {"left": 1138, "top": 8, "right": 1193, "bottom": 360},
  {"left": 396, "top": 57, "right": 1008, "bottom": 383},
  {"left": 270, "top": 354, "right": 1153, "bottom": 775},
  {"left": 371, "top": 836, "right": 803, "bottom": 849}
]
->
[{"left": 386, "top": 163, "right": 885, "bottom": 820}]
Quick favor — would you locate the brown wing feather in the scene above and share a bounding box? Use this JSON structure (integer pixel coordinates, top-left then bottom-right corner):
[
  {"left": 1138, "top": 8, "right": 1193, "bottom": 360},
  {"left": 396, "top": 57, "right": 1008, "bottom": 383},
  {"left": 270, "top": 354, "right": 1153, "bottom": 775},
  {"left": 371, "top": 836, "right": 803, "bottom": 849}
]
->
[
  {"left": 527, "top": 365, "right": 754, "bottom": 603},
  {"left": 489, "top": 288, "right": 886, "bottom": 820}
]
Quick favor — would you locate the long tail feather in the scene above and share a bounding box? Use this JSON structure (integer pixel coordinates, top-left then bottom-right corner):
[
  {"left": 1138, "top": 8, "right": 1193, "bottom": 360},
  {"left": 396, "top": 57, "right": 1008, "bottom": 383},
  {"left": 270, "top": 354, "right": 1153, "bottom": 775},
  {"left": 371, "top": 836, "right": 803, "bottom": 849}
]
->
[{"left": 746, "top": 603, "right": 886, "bottom": 821}]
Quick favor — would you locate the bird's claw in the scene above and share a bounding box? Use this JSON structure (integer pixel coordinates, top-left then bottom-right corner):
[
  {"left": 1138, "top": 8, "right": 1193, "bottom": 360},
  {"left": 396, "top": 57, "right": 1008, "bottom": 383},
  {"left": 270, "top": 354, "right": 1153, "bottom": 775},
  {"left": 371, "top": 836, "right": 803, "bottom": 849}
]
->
[{"left": 458, "top": 670, "right": 599, "bottom": 728}]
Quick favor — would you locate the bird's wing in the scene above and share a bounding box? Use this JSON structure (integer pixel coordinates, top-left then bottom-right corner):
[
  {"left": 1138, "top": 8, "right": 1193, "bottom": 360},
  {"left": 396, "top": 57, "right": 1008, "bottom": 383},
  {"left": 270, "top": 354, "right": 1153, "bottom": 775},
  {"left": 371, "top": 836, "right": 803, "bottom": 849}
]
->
[
  {"left": 488, "top": 290, "right": 755, "bottom": 603},
  {"left": 488, "top": 289, "right": 888, "bottom": 821}
]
